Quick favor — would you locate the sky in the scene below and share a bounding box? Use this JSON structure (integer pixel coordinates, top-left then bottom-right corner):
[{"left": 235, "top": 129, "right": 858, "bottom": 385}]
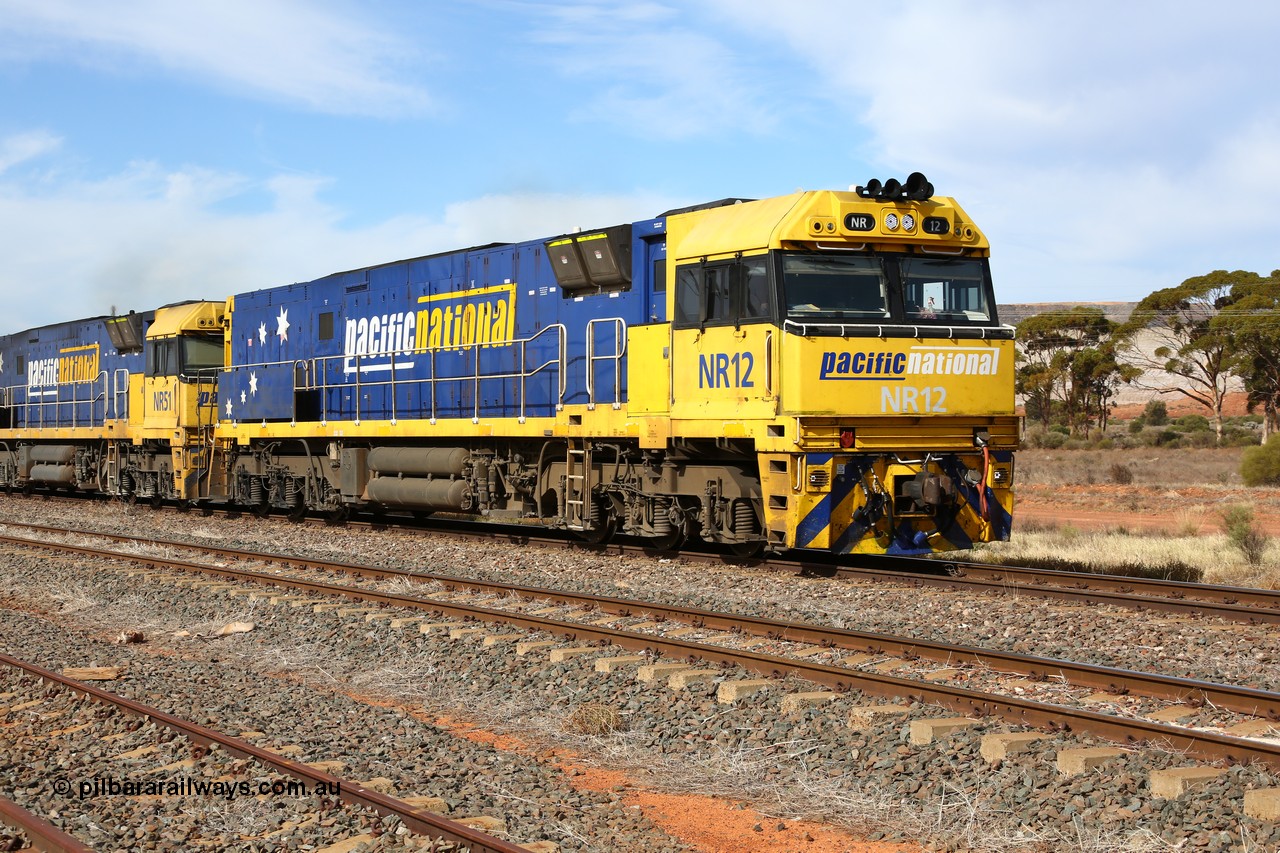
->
[{"left": 2, "top": 0, "right": 1279, "bottom": 332}]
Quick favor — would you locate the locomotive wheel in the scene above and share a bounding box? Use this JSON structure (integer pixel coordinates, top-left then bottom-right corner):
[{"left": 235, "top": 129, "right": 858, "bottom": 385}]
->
[
  {"left": 287, "top": 503, "right": 308, "bottom": 523},
  {"left": 252, "top": 502, "right": 271, "bottom": 518},
  {"left": 728, "top": 540, "right": 765, "bottom": 559},
  {"left": 574, "top": 502, "right": 617, "bottom": 546},
  {"left": 149, "top": 495, "right": 164, "bottom": 510},
  {"left": 648, "top": 527, "right": 686, "bottom": 552},
  {"left": 175, "top": 500, "right": 191, "bottom": 513},
  {"left": 325, "top": 506, "right": 350, "bottom": 525}
]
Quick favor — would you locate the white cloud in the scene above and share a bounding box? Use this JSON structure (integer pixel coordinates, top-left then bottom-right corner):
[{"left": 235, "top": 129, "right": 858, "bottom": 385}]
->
[
  {"left": 707, "top": 1, "right": 1280, "bottom": 300},
  {"left": 526, "top": 2, "right": 780, "bottom": 140},
  {"left": 0, "top": 0, "right": 430, "bottom": 117},
  {"left": 0, "top": 130, "right": 62, "bottom": 174},
  {"left": 0, "top": 158, "right": 680, "bottom": 332}
]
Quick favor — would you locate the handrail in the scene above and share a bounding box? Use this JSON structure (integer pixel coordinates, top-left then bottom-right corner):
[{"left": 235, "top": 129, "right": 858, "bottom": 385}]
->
[
  {"left": 0, "top": 370, "right": 111, "bottom": 430},
  {"left": 112, "top": 368, "right": 130, "bottom": 420},
  {"left": 764, "top": 329, "right": 774, "bottom": 398},
  {"left": 782, "top": 318, "right": 1012, "bottom": 340},
  {"left": 585, "top": 317, "right": 626, "bottom": 410},
  {"left": 221, "top": 325, "right": 569, "bottom": 426}
]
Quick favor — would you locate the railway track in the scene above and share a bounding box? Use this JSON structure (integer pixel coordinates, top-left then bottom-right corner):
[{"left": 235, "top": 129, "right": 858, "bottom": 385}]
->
[
  {"left": 0, "top": 795, "right": 92, "bottom": 853},
  {"left": 7, "top": 494, "right": 1280, "bottom": 624},
  {"left": 295, "top": 510, "right": 1280, "bottom": 624},
  {"left": 1, "top": 521, "right": 1277, "bottom": 720},
  {"left": 2, "top": 521, "right": 1278, "bottom": 773},
  {"left": 0, "top": 651, "right": 530, "bottom": 852}
]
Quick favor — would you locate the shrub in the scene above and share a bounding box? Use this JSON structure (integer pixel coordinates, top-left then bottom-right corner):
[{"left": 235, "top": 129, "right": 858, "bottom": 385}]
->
[
  {"left": 1241, "top": 436, "right": 1280, "bottom": 486},
  {"left": 1108, "top": 462, "right": 1134, "bottom": 485},
  {"left": 1174, "top": 414, "right": 1210, "bottom": 431},
  {"left": 1185, "top": 431, "right": 1217, "bottom": 448},
  {"left": 1144, "top": 399, "right": 1169, "bottom": 425},
  {"left": 1226, "top": 429, "right": 1262, "bottom": 448},
  {"left": 1050, "top": 424, "right": 1070, "bottom": 435},
  {"left": 1062, "top": 438, "right": 1089, "bottom": 450},
  {"left": 1040, "top": 431, "right": 1068, "bottom": 449},
  {"left": 1221, "top": 504, "right": 1269, "bottom": 566},
  {"left": 1128, "top": 417, "right": 1146, "bottom": 434},
  {"left": 1096, "top": 438, "right": 1115, "bottom": 450},
  {"left": 1140, "top": 427, "right": 1182, "bottom": 447}
]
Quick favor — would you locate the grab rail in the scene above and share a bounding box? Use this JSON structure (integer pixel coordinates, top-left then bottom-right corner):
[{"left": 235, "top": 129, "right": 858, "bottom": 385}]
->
[
  {"left": 223, "top": 324, "right": 569, "bottom": 426},
  {"left": 1, "top": 371, "right": 110, "bottom": 429},
  {"left": 585, "top": 317, "right": 626, "bottom": 410}
]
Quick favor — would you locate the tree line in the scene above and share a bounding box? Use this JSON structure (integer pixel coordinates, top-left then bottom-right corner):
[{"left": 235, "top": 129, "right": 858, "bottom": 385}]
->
[{"left": 1015, "top": 269, "right": 1280, "bottom": 443}]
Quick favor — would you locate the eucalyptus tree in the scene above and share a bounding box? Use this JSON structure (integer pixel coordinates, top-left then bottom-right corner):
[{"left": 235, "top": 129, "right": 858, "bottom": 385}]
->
[
  {"left": 1016, "top": 307, "right": 1132, "bottom": 432},
  {"left": 1116, "top": 272, "right": 1237, "bottom": 442},
  {"left": 1210, "top": 270, "right": 1280, "bottom": 441}
]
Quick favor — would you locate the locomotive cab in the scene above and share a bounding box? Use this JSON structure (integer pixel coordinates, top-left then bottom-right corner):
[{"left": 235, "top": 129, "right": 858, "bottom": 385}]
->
[
  {"left": 659, "top": 179, "right": 1018, "bottom": 555},
  {"left": 123, "top": 301, "right": 225, "bottom": 501},
  {"left": 132, "top": 301, "right": 225, "bottom": 434}
]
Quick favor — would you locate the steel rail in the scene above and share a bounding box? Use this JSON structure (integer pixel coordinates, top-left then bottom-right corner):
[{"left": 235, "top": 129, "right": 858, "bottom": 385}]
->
[
  {"left": 0, "top": 796, "right": 93, "bottom": 853},
  {"left": 854, "top": 552, "right": 1280, "bottom": 611},
  {"left": 315, "top": 512, "right": 1280, "bottom": 622},
  {"left": 2, "top": 533, "right": 1277, "bottom": 770},
  {"left": 2, "top": 526, "right": 1277, "bottom": 718},
  {"left": 783, "top": 558, "right": 1280, "bottom": 625},
  {"left": 8, "top": 497, "right": 1280, "bottom": 623},
  {"left": 0, "top": 653, "right": 529, "bottom": 853},
  {"left": 297, "top": 509, "right": 1280, "bottom": 619}
]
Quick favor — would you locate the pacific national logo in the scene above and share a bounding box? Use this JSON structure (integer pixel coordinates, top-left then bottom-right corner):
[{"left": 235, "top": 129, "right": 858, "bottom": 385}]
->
[
  {"left": 343, "top": 283, "right": 517, "bottom": 375},
  {"left": 26, "top": 343, "right": 100, "bottom": 397},
  {"left": 820, "top": 346, "right": 1000, "bottom": 381}
]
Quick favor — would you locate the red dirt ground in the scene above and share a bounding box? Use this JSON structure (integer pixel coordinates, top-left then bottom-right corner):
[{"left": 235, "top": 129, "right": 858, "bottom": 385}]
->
[
  {"left": 1017, "top": 483, "right": 1280, "bottom": 536},
  {"left": 434, "top": 716, "right": 921, "bottom": 853},
  {"left": 1108, "top": 390, "right": 1254, "bottom": 420}
]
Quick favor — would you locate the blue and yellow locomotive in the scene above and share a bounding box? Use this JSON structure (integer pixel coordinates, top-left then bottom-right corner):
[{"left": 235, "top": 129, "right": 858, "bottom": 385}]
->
[{"left": 0, "top": 175, "right": 1017, "bottom": 556}]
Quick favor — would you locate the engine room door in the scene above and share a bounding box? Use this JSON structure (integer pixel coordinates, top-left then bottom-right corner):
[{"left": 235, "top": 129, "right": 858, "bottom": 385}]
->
[{"left": 644, "top": 237, "right": 667, "bottom": 323}]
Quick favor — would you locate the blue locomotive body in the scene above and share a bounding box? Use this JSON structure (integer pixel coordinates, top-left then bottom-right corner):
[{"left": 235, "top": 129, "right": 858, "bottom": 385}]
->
[
  {"left": 221, "top": 218, "right": 667, "bottom": 425},
  {"left": 0, "top": 312, "right": 148, "bottom": 431}
]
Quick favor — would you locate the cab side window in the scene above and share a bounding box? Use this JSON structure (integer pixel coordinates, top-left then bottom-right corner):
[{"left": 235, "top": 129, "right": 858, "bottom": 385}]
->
[
  {"left": 145, "top": 339, "right": 178, "bottom": 377},
  {"left": 674, "top": 266, "right": 702, "bottom": 326},
  {"left": 704, "top": 267, "right": 732, "bottom": 324},
  {"left": 740, "top": 257, "right": 772, "bottom": 321},
  {"left": 672, "top": 256, "right": 774, "bottom": 329}
]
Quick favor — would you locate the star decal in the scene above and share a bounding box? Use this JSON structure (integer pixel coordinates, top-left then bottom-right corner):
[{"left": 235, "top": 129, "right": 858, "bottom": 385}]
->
[
  {"left": 275, "top": 307, "right": 290, "bottom": 343},
  {"left": 0, "top": 352, "right": 4, "bottom": 373},
  {"left": 240, "top": 389, "right": 247, "bottom": 404},
  {"left": 249, "top": 371, "right": 258, "bottom": 396},
  {"left": 258, "top": 322, "right": 267, "bottom": 346},
  {"left": 225, "top": 398, "right": 233, "bottom": 418}
]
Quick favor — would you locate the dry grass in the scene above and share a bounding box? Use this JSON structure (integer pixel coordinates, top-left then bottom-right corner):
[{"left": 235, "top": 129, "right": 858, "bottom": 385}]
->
[
  {"left": 182, "top": 796, "right": 280, "bottom": 840},
  {"left": 1018, "top": 448, "right": 1246, "bottom": 488},
  {"left": 975, "top": 530, "right": 1279, "bottom": 589},
  {"left": 567, "top": 702, "right": 625, "bottom": 735}
]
